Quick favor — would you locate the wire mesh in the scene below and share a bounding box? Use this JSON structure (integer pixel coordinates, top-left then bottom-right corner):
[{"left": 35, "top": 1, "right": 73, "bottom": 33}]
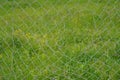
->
[{"left": 0, "top": 0, "right": 120, "bottom": 80}]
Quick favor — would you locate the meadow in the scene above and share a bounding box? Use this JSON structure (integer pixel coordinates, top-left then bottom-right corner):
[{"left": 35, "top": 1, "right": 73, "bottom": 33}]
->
[{"left": 0, "top": 0, "right": 120, "bottom": 80}]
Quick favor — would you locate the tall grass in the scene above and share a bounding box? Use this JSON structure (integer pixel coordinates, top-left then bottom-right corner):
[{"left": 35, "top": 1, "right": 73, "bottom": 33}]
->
[{"left": 0, "top": 0, "right": 120, "bottom": 80}]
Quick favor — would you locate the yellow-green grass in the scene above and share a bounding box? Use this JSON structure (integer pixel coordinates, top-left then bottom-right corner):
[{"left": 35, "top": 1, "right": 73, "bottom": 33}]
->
[{"left": 0, "top": 0, "right": 120, "bottom": 80}]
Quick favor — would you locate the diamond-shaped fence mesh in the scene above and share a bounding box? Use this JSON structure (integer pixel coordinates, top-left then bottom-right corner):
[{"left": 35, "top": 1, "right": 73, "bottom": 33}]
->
[{"left": 0, "top": 0, "right": 120, "bottom": 80}]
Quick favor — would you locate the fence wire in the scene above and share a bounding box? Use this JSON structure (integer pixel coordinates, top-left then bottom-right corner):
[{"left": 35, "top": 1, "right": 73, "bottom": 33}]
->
[{"left": 0, "top": 0, "right": 120, "bottom": 80}]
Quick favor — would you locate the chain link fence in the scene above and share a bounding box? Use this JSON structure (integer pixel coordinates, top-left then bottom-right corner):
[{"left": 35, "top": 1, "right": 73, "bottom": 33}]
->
[{"left": 0, "top": 0, "right": 120, "bottom": 80}]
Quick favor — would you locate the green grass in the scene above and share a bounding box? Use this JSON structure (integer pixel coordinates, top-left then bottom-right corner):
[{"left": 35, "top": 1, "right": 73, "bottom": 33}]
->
[{"left": 0, "top": 0, "right": 120, "bottom": 80}]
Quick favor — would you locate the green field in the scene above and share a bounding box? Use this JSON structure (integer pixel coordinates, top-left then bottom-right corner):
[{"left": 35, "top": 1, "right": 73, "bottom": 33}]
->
[{"left": 0, "top": 0, "right": 120, "bottom": 80}]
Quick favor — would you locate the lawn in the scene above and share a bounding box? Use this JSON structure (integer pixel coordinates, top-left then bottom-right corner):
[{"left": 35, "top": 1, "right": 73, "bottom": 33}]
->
[{"left": 0, "top": 0, "right": 120, "bottom": 80}]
